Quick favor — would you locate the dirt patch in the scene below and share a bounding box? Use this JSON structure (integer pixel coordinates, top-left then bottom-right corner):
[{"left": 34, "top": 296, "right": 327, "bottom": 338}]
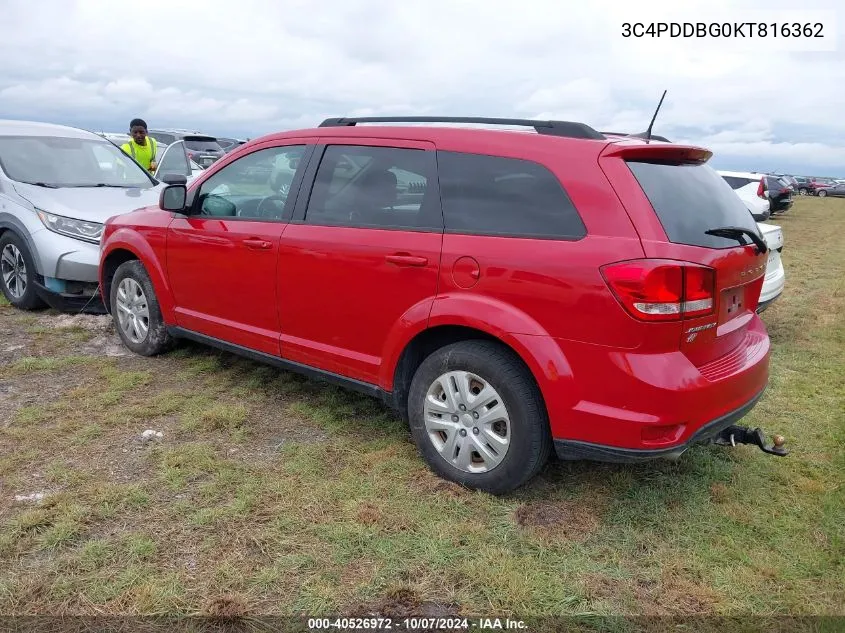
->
[
  {"left": 584, "top": 572, "right": 720, "bottom": 615},
  {"left": 409, "top": 470, "right": 469, "bottom": 498},
  {"left": 709, "top": 483, "right": 730, "bottom": 504},
  {"left": 356, "top": 502, "right": 383, "bottom": 526},
  {"left": 352, "top": 588, "right": 459, "bottom": 621},
  {"left": 514, "top": 500, "right": 601, "bottom": 542},
  {"left": 0, "top": 367, "right": 92, "bottom": 429},
  {"left": 37, "top": 314, "right": 130, "bottom": 358},
  {"left": 203, "top": 594, "right": 251, "bottom": 621}
]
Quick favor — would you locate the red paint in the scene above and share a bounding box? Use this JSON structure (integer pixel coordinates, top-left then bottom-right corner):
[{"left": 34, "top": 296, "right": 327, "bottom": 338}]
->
[{"left": 100, "top": 124, "right": 770, "bottom": 453}]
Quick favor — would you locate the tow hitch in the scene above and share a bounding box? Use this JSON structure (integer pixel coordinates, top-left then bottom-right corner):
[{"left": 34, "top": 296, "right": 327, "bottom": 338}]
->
[{"left": 714, "top": 425, "right": 789, "bottom": 456}]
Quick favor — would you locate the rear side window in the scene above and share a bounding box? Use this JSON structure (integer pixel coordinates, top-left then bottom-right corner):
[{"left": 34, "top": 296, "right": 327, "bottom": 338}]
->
[
  {"left": 627, "top": 161, "right": 759, "bottom": 249},
  {"left": 722, "top": 176, "right": 755, "bottom": 190},
  {"left": 437, "top": 151, "right": 586, "bottom": 239}
]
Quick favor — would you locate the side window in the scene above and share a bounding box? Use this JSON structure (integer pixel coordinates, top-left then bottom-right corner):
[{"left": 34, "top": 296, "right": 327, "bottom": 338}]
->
[
  {"left": 722, "top": 176, "right": 748, "bottom": 190},
  {"left": 156, "top": 142, "right": 191, "bottom": 178},
  {"left": 437, "top": 151, "right": 586, "bottom": 239},
  {"left": 196, "top": 145, "right": 305, "bottom": 220},
  {"left": 304, "top": 145, "right": 440, "bottom": 230}
]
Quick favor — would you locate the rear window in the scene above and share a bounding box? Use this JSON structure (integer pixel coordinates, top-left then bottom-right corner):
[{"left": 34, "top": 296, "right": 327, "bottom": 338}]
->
[
  {"left": 437, "top": 151, "right": 586, "bottom": 239},
  {"left": 722, "top": 176, "right": 755, "bottom": 190},
  {"left": 184, "top": 136, "right": 222, "bottom": 151},
  {"left": 628, "top": 161, "right": 759, "bottom": 249}
]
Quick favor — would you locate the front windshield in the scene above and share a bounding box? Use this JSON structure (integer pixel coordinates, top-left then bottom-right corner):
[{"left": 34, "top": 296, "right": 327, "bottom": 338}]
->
[{"left": 0, "top": 135, "right": 154, "bottom": 188}]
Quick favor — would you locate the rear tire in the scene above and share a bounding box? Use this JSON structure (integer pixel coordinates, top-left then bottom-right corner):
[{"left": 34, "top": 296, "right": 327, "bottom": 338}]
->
[
  {"left": 818, "top": 189, "right": 827, "bottom": 198},
  {"left": 0, "top": 232, "right": 46, "bottom": 311},
  {"left": 110, "top": 260, "right": 172, "bottom": 356},
  {"left": 407, "top": 340, "right": 551, "bottom": 495},
  {"left": 799, "top": 188, "right": 808, "bottom": 196}
]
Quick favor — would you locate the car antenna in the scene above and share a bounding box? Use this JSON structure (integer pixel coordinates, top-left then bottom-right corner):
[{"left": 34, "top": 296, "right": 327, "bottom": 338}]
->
[{"left": 643, "top": 89, "right": 667, "bottom": 143}]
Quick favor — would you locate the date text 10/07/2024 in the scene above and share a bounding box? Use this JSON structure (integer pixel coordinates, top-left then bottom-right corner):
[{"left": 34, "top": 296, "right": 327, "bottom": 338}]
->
[
  {"left": 622, "top": 22, "right": 824, "bottom": 38},
  {"left": 307, "top": 617, "right": 528, "bottom": 630}
]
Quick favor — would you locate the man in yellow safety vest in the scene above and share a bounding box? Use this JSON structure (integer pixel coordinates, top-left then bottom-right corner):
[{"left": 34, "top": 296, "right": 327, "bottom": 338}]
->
[{"left": 121, "top": 118, "right": 158, "bottom": 173}]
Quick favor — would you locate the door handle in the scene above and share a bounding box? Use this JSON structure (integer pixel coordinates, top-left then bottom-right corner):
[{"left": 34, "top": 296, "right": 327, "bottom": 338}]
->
[
  {"left": 243, "top": 238, "right": 273, "bottom": 250},
  {"left": 385, "top": 254, "right": 428, "bottom": 267}
]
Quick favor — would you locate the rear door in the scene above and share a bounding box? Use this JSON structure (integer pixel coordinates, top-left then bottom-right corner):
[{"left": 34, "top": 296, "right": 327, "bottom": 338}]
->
[
  {"left": 278, "top": 139, "right": 443, "bottom": 384},
  {"left": 154, "top": 141, "right": 192, "bottom": 181},
  {"left": 601, "top": 146, "right": 769, "bottom": 366}
]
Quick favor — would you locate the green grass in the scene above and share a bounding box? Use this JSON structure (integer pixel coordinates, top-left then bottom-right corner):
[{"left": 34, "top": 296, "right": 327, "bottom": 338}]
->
[{"left": 0, "top": 198, "right": 842, "bottom": 618}]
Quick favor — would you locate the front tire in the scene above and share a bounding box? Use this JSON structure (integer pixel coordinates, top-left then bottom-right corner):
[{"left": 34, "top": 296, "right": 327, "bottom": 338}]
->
[
  {"left": 0, "top": 232, "right": 46, "bottom": 310},
  {"left": 110, "top": 260, "right": 172, "bottom": 356},
  {"left": 799, "top": 188, "right": 808, "bottom": 196},
  {"left": 407, "top": 340, "right": 551, "bottom": 494}
]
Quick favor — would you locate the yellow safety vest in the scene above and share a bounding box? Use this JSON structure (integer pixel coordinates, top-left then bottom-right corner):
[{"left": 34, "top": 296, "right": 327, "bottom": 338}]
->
[{"left": 121, "top": 137, "right": 157, "bottom": 172}]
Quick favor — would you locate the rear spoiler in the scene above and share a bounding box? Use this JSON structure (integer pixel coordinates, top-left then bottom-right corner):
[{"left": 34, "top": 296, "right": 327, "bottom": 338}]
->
[{"left": 601, "top": 143, "right": 712, "bottom": 165}]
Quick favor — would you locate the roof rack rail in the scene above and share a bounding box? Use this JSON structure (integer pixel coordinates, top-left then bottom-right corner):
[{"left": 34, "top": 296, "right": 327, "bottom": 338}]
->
[
  {"left": 318, "top": 116, "right": 606, "bottom": 140},
  {"left": 602, "top": 131, "right": 671, "bottom": 143}
]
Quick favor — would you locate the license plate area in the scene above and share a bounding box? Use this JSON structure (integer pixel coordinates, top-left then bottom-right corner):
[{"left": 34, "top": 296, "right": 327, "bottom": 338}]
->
[{"left": 720, "top": 286, "right": 746, "bottom": 323}]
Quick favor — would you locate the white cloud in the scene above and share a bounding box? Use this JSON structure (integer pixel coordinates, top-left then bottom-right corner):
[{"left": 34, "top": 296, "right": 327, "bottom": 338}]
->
[{"left": 0, "top": 0, "right": 843, "bottom": 171}]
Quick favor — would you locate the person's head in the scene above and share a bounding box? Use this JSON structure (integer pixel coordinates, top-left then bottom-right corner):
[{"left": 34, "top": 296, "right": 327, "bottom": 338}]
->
[{"left": 129, "top": 118, "right": 148, "bottom": 144}]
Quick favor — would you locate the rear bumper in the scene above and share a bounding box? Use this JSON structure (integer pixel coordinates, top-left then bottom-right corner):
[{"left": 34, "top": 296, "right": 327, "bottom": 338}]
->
[
  {"left": 554, "top": 387, "right": 765, "bottom": 462},
  {"left": 525, "top": 315, "right": 770, "bottom": 454}
]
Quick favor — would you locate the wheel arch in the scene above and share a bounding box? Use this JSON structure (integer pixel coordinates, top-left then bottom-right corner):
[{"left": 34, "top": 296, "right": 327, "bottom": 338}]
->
[
  {"left": 99, "top": 230, "right": 176, "bottom": 322},
  {"left": 100, "top": 248, "right": 140, "bottom": 312},
  {"left": 388, "top": 324, "right": 564, "bottom": 426}
]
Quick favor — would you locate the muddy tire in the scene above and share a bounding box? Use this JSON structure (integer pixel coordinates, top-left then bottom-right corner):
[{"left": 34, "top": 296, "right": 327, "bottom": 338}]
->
[
  {"left": 407, "top": 340, "right": 551, "bottom": 495},
  {"left": 110, "top": 260, "right": 172, "bottom": 356},
  {"left": 0, "top": 232, "right": 46, "bottom": 310}
]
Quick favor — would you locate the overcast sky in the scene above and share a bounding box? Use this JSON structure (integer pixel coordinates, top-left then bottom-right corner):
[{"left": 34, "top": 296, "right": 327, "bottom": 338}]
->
[{"left": 1, "top": 0, "right": 843, "bottom": 176}]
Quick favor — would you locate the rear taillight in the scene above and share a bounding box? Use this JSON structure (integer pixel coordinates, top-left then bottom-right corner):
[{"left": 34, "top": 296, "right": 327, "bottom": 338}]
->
[
  {"left": 601, "top": 260, "right": 715, "bottom": 322},
  {"left": 757, "top": 179, "right": 766, "bottom": 198}
]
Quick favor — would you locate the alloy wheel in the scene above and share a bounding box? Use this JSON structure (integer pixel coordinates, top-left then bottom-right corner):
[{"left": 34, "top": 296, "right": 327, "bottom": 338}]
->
[{"left": 1, "top": 243, "right": 28, "bottom": 299}]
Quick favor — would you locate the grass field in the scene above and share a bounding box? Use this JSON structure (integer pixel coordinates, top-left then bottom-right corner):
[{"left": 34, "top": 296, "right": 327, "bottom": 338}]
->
[{"left": 0, "top": 197, "right": 843, "bottom": 621}]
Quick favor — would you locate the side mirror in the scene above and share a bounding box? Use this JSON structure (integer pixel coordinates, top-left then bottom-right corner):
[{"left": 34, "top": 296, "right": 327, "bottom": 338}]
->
[
  {"left": 161, "top": 173, "right": 188, "bottom": 186},
  {"left": 160, "top": 184, "right": 187, "bottom": 212}
]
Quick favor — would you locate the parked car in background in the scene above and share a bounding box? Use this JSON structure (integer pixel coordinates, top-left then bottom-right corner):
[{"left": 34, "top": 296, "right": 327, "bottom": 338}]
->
[
  {"left": 719, "top": 170, "right": 770, "bottom": 220},
  {"left": 816, "top": 183, "right": 845, "bottom": 198},
  {"left": 0, "top": 120, "right": 170, "bottom": 312},
  {"left": 793, "top": 176, "right": 813, "bottom": 195},
  {"left": 100, "top": 115, "right": 775, "bottom": 493},
  {"left": 756, "top": 222, "right": 785, "bottom": 312},
  {"left": 101, "top": 133, "right": 203, "bottom": 182},
  {"left": 763, "top": 175, "right": 793, "bottom": 214},
  {"left": 147, "top": 129, "right": 226, "bottom": 168},
  {"left": 216, "top": 137, "right": 247, "bottom": 153},
  {"left": 775, "top": 174, "right": 798, "bottom": 193}
]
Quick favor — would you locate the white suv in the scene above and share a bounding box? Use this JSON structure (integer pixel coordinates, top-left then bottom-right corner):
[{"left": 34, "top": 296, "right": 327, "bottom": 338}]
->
[
  {"left": 718, "top": 170, "right": 785, "bottom": 311},
  {"left": 719, "top": 170, "right": 770, "bottom": 221}
]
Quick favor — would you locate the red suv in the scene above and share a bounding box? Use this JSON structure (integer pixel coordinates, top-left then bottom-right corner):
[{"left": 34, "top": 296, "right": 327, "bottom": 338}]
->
[{"left": 99, "top": 116, "right": 772, "bottom": 494}]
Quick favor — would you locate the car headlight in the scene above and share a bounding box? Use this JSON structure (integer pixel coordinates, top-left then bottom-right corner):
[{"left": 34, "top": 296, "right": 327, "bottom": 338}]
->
[{"left": 35, "top": 209, "right": 103, "bottom": 244}]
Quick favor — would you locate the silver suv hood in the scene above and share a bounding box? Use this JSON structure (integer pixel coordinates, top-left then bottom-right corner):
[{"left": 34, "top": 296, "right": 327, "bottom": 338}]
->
[{"left": 13, "top": 182, "right": 162, "bottom": 224}]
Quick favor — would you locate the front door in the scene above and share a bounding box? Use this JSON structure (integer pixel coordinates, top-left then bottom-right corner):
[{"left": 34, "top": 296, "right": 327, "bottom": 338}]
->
[
  {"left": 166, "top": 142, "right": 311, "bottom": 355},
  {"left": 154, "top": 140, "right": 191, "bottom": 182},
  {"left": 278, "top": 140, "right": 443, "bottom": 384}
]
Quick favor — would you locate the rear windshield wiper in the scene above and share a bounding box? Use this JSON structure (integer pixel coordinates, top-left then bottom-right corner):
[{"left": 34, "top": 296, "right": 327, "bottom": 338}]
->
[
  {"left": 705, "top": 226, "right": 768, "bottom": 254},
  {"left": 18, "top": 181, "right": 59, "bottom": 188}
]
